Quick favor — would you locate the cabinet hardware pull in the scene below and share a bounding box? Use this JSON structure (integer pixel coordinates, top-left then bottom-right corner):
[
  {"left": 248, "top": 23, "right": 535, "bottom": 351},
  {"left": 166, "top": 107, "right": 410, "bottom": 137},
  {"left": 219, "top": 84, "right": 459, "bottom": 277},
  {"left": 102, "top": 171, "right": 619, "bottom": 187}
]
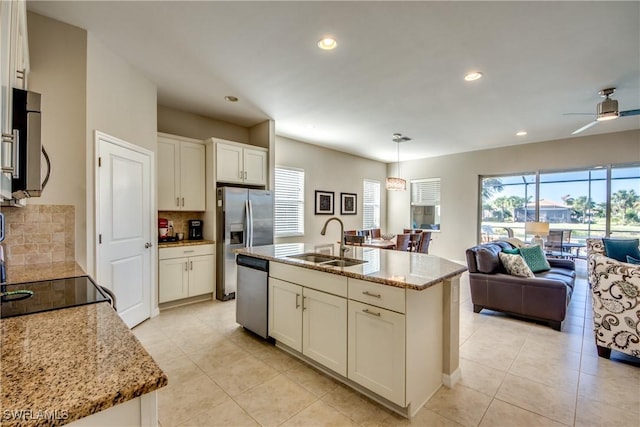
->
[
  {"left": 244, "top": 171, "right": 247, "bottom": 179},
  {"left": 295, "top": 293, "right": 300, "bottom": 309},
  {"left": 239, "top": 170, "right": 243, "bottom": 179},
  {"left": 184, "top": 250, "right": 194, "bottom": 253},
  {"left": 190, "top": 261, "right": 193, "bottom": 270},
  {"left": 362, "top": 291, "right": 381, "bottom": 298},
  {"left": 363, "top": 308, "right": 381, "bottom": 317},
  {"left": 184, "top": 262, "right": 188, "bottom": 271},
  {"left": 182, "top": 197, "right": 185, "bottom": 206},
  {"left": 302, "top": 296, "right": 307, "bottom": 310},
  {"left": 176, "top": 197, "right": 180, "bottom": 207},
  {"left": 16, "top": 69, "right": 25, "bottom": 79}
]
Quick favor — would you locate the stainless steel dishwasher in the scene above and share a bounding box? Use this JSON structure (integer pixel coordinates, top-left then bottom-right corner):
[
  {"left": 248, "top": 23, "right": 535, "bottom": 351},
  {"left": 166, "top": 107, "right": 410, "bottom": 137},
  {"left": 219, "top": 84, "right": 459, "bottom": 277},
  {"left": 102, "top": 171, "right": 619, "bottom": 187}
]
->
[{"left": 236, "top": 254, "right": 269, "bottom": 338}]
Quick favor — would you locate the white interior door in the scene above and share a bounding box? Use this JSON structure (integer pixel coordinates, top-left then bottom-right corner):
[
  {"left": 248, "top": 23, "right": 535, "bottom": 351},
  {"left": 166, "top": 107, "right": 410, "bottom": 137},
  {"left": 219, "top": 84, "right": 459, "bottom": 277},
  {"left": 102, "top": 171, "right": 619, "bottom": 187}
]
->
[{"left": 97, "top": 131, "right": 153, "bottom": 328}]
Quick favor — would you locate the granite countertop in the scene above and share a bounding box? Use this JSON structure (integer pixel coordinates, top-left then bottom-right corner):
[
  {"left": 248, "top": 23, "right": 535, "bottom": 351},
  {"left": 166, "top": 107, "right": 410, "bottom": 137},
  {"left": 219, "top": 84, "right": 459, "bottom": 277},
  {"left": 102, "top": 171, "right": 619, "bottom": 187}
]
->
[
  {"left": 1, "top": 302, "right": 167, "bottom": 427},
  {"left": 5, "top": 261, "right": 86, "bottom": 285},
  {"left": 235, "top": 243, "right": 467, "bottom": 291},
  {"left": 158, "top": 239, "right": 215, "bottom": 249}
]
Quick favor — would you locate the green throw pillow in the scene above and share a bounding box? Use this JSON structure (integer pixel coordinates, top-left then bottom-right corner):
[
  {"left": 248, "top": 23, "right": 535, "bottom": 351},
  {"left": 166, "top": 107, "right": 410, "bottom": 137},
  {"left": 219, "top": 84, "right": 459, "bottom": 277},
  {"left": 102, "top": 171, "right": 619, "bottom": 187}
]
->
[
  {"left": 626, "top": 255, "right": 640, "bottom": 265},
  {"left": 603, "top": 239, "right": 640, "bottom": 263},
  {"left": 519, "top": 245, "right": 551, "bottom": 273},
  {"left": 502, "top": 248, "right": 520, "bottom": 255}
]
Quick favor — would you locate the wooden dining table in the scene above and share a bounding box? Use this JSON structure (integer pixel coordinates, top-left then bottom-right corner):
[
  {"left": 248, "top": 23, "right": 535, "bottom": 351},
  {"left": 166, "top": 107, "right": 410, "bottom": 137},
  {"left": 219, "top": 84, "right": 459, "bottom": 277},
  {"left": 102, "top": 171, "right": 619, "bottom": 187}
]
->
[{"left": 343, "top": 238, "right": 396, "bottom": 249}]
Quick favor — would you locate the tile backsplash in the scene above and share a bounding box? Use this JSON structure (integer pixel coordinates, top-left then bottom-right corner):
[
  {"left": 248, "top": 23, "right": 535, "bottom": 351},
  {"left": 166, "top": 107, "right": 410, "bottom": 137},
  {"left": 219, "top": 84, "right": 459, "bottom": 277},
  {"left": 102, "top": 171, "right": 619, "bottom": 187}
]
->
[
  {"left": 1, "top": 204, "right": 75, "bottom": 265},
  {"left": 158, "top": 211, "right": 205, "bottom": 236}
]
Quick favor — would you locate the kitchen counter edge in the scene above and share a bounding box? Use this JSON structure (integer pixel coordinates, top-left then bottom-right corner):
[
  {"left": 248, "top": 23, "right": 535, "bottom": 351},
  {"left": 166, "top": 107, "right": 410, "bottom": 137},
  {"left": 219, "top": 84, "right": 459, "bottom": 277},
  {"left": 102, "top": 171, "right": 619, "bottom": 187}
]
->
[{"left": 234, "top": 244, "right": 467, "bottom": 291}]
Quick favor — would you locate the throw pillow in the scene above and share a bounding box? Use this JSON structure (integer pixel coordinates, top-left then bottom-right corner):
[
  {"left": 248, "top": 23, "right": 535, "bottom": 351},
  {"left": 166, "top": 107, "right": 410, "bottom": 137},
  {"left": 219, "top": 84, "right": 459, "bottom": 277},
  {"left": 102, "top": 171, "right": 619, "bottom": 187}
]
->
[
  {"left": 519, "top": 245, "right": 551, "bottom": 273},
  {"left": 499, "top": 252, "right": 535, "bottom": 278},
  {"left": 502, "top": 248, "right": 520, "bottom": 255},
  {"left": 602, "top": 238, "right": 640, "bottom": 263},
  {"left": 626, "top": 255, "right": 640, "bottom": 265}
]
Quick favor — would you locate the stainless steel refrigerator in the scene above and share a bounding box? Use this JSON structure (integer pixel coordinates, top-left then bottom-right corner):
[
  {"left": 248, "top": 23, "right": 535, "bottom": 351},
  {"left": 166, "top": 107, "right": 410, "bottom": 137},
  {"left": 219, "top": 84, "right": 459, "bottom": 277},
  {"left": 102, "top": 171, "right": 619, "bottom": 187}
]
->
[{"left": 216, "top": 187, "right": 274, "bottom": 301}]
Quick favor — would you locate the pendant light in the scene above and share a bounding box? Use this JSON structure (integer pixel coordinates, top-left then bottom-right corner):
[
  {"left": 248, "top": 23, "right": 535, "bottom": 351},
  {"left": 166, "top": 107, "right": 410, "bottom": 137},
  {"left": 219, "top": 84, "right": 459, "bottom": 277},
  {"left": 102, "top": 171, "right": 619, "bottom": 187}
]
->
[{"left": 386, "top": 133, "right": 411, "bottom": 191}]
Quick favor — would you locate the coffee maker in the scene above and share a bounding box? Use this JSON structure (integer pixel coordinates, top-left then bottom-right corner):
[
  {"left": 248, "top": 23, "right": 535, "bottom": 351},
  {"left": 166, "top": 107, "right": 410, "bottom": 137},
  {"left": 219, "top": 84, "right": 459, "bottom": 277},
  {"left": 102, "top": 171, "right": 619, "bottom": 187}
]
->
[{"left": 188, "top": 220, "right": 203, "bottom": 240}]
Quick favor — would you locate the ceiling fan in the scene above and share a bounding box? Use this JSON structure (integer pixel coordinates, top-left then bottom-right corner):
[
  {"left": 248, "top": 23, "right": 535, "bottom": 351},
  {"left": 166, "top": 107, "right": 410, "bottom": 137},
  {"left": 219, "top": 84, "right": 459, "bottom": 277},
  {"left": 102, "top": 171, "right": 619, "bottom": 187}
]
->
[{"left": 568, "top": 88, "right": 640, "bottom": 135}]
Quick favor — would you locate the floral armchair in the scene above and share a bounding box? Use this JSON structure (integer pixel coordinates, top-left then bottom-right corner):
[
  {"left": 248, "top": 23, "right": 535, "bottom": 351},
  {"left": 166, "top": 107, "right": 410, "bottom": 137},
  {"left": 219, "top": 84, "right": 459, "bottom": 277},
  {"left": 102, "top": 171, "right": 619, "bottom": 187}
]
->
[{"left": 586, "top": 238, "right": 640, "bottom": 359}]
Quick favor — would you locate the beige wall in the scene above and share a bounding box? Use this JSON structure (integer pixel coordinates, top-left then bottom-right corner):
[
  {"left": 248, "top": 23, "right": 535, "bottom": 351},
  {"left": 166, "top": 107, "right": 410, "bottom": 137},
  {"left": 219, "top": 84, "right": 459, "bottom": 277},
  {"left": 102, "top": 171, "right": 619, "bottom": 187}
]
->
[
  {"left": 275, "top": 136, "right": 388, "bottom": 245},
  {"left": 157, "top": 105, "right": 249, "bottom": 143},
  {"left": 25, "top": 12, "right": 87, "bottom": 267},
  {"left": 85, "top": 33, "right": 158, "bottom": 275},
  {"left": 388, "top": 130, "right": 640, "bottom": 261}
]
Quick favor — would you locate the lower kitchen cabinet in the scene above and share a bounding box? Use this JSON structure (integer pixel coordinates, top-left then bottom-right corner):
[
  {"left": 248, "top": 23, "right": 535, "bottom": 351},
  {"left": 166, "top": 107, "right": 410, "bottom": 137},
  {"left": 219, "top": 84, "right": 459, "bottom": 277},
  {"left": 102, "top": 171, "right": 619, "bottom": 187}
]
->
[
  {"left": 348, "top": 299, "right": 406, "bottom": 406},
  {"left": 159, "top": 244, "right": 214, "bottom": 303},
  {"left": 268, "top": 277, "right": 347, "bottom": 376}
]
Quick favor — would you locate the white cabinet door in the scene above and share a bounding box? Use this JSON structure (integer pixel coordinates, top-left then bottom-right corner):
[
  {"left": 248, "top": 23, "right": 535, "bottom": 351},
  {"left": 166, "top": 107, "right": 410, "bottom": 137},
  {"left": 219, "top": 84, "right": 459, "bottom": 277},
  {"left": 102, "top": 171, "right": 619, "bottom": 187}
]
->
[
  {"left": 269, "top": 278, "right": 302, "bottom": 352},
  {"left": 180, "top": 141, "right": 205, "bottom": 211},
  {"left": 302, "top": 288, "right": 347, "bottom": 376},
  {"left": 159, "top": 257, "right": 189, "bottom": 303},
  {"left": 157, "top": 138, "right": 179, "bottom": 210},
  {"left": 188, "top": 254, "right": 214, "bottom": 297},
  {"left": 348, "top": 300, "right": 406, "bottom": 406},
  {"left": 216, "top": 143, "right": 243, "bottom": 184},
  {"left": 243, "top": 148, "right": 267, "bottom": 186}
]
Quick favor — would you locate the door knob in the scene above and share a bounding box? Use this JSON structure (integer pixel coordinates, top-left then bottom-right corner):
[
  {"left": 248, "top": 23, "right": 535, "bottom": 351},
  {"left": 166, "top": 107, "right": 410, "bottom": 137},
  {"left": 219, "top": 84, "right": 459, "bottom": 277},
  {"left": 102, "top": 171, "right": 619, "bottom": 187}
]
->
[{"left": 145, "top": 242, "right": 152, "bottom": 248}]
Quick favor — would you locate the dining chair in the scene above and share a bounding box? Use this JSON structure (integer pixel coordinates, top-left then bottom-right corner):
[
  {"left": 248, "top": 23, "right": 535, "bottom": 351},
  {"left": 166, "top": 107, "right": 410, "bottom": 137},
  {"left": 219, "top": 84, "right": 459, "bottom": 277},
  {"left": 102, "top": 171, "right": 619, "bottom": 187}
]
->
[
  {"left": 369, "top": 228, "right": 381, "bottom": 238},
  {"left": 344, "top": 235, "right": 364, "bottom": 246},
  {"left": 416, "top": 232, "right": 432, "bottom": 254},
  {"left": 395, "top": 234, "right": 411, "bottom": 251},
  {"left": 545, "top": 230, "right": 564, "bottom": 252},
  {"left": 403, "top": 228, "right": 423, "bottom": 234}
]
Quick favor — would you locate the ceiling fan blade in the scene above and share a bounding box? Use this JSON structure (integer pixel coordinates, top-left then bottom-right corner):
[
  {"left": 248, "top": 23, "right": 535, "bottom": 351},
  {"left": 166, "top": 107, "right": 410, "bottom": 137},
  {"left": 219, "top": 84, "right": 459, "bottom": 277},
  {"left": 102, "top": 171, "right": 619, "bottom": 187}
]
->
[
  {"left": 572, "top": 120, "right": 598, "bottom": 135},
  {"left": 620, "top": 109, "right": 640, "bottom": 117}
]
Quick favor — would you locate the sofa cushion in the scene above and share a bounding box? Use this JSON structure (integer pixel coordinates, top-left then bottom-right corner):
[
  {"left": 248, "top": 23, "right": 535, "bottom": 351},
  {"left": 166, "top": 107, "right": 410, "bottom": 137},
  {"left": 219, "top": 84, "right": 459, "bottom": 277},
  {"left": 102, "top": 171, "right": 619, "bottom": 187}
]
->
[
  {"left": 602, "top": 238, "right": 640, "bottom": 262},
  {"left": 535, "top": 271, "right": 576, "bottom": 288},
  {"left": 519, "top": 245, "right": 551, "bottom": 273},
  {"left": 627, "top": 255, "right": 640, "bottom": 265},
  {"left": 476, "top": 245, "right": 503, "bottom": 273},
  {"left": 499, "top": 252, "right": 535, "bottom": 278},
  {"left": 547, "top": 267, "right": 576, "bottom": 279}
]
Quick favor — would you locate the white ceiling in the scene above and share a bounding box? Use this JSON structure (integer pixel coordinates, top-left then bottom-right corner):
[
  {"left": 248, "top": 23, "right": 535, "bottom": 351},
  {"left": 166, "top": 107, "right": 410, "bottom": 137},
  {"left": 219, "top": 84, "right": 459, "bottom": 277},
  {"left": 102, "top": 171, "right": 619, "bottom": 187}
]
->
[{"left": 28, "top": 1, "right": 640, "bottom": 163}]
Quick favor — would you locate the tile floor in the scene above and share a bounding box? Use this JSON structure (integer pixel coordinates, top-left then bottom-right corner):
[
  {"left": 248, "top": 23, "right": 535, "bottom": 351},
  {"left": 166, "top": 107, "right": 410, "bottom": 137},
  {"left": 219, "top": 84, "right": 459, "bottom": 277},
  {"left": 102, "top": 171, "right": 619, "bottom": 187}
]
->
[{"left": 133, "top": 260, "right": 640, "bottom": 426}]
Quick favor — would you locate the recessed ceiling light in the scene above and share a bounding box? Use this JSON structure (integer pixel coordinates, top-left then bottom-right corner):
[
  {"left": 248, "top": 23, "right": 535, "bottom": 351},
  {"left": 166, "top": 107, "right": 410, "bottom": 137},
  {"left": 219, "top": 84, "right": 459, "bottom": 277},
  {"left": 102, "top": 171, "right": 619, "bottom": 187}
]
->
[
  {"left": 464, "top": 71, "right": 483, "bottom": 82},
  {"left": 516, "top": 131, "right": 527, "bottom": 136},
  {"left": 317, "top": 37, "right": 337, "bottom": 50},
  {"left": 224, "top": 95, "right": 238, "bottom": 102}
]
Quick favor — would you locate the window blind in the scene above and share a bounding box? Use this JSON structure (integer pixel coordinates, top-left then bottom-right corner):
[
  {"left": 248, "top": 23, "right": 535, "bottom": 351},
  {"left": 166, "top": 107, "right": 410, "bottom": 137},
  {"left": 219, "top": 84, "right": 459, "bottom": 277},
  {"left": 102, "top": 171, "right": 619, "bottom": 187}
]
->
[
  {"left": 274, "top": 167, "right": 305, "bottom": 237},
  {"left": 411, "top": 179, "right": 441, "bottom": 205},
  {"left": 363, "top": 179, "right": 381, "bottom": 229}
]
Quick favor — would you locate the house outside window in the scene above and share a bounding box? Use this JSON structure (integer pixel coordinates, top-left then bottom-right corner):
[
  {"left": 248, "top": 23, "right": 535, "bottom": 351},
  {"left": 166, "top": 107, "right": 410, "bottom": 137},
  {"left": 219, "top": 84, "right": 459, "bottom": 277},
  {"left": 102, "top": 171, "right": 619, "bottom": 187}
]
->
[
  {"left": 274, "top": 166, "right": 304, "bottom": 237},
  {"left": 363, "top": 180, "right": 380, "bottom": 229}
]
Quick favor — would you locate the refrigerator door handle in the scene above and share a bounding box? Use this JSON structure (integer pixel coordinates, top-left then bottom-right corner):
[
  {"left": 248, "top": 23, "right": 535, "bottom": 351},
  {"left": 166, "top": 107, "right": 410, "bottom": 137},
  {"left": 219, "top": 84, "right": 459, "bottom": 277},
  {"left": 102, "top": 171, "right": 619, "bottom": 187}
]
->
[
  {"left": 248, "top": 199, "right": 254, "bottom": 247},
  {"left": 244, "top": 200, "right": 250, "bottom": 247}
]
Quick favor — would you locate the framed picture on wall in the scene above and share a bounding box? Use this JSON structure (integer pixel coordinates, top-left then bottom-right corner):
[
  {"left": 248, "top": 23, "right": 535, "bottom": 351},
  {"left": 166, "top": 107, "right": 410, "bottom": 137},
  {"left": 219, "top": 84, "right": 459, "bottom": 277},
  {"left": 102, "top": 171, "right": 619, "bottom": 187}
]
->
[
  {"left": 340, "top": 193, "right": 357, "bottom": 215},
  {"left": 315, "top": 190, "right": 334, "bottom": 215}
]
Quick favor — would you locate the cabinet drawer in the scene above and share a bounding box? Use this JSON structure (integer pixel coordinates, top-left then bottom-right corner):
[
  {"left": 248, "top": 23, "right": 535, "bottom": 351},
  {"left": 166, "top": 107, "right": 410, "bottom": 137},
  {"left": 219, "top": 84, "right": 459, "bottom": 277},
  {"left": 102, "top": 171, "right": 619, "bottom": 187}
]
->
[
  {"left": 270, "top": 262, "right": 347, "bottom": 298},
  {"left": 159, "top": 244, "right": 214, "bottom": 260},
  {"left": 348, "top": 278, "right": 405, "bottom": 313}
]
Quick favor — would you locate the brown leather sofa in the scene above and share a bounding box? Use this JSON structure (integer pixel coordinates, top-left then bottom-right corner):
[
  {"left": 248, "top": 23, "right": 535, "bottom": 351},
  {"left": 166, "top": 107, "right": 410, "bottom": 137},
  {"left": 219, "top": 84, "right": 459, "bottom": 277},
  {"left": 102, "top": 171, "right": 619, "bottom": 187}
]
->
[{"left": 466, "top": 241, "right": 576, "bottom": 331}]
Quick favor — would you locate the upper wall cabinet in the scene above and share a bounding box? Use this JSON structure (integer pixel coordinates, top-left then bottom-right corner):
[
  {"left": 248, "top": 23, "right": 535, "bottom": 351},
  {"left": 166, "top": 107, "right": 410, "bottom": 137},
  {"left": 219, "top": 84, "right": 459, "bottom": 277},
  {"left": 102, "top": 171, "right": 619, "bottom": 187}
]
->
[
  {"left": 0, "top": 0, "right": 29, "bottom": 200},
  {"left": 216, "top": 141, "right": 267, "bottom": 186},
  {"left": 158, "top": 133, "right": 205, "bottom": 211}
]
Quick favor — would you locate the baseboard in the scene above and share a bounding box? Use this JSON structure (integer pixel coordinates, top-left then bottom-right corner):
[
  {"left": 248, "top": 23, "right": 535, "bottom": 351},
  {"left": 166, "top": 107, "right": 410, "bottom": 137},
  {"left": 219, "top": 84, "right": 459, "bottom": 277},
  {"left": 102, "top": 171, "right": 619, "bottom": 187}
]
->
[{"left": 442, "top": 368, "right": 461, "bottom": 388}]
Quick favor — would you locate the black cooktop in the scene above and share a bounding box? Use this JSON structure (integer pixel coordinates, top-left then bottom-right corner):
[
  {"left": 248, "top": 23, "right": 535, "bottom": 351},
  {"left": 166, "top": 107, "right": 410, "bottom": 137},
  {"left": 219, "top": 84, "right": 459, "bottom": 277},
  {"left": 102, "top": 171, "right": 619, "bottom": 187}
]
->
[{"left": 0, "top": 275, "right": 110, "bottom": 319}]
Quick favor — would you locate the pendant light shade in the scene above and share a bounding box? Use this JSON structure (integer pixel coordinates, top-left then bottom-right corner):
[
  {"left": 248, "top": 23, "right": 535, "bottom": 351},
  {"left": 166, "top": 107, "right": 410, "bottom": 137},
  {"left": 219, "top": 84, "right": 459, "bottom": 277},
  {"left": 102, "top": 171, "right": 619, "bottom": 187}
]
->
[{"left": 386, "top": 133, "right": 410, "bottom": 191}]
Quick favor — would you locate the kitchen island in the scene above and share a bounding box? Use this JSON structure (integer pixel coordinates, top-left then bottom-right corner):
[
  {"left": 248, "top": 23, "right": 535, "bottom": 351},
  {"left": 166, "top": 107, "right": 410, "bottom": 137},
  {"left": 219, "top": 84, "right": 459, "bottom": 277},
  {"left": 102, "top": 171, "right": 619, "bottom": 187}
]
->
[
  {"left": 1, "top": 262, "right": 167, "bottom": 427},
  {"left": 235, "top": 243, "right": 467, "bottom": 419}
]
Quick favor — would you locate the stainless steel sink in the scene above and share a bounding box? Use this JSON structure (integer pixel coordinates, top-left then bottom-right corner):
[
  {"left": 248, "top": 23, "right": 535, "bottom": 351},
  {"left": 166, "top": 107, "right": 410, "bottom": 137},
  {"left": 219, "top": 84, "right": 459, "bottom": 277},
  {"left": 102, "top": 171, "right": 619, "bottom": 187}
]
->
[
  {"left": 287, "top": 253, "right": 367, "bottom": 267},
  {"left": 287, "top": 253, "right": 335, "bottom": 264},
  {"left": 320, "top": 259, "right": 367, "bottom": 267}
]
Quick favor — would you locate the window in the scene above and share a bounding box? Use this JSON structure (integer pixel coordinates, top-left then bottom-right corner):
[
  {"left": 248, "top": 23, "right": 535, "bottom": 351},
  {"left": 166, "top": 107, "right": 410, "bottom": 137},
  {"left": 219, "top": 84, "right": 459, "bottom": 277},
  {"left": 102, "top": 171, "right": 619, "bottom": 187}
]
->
[
  {"left": 410, "top": 178, "right": 441, "bottom": 230},
  {"left": 479, "top": 163, "right": 640, "bottom": 244},
  {"left": 274, "top": 167, "right": 304, "bottom": 237},
  {"left": 363, "top": 180, "right": 380, "bottom": 229}
]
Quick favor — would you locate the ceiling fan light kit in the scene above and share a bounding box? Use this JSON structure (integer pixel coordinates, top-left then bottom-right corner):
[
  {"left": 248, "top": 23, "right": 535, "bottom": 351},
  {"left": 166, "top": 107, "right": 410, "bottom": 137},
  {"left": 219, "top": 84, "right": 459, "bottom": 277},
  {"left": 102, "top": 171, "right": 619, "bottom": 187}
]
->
[{"left": 570, "top": 87, "right": 639, "bottom": 134}]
